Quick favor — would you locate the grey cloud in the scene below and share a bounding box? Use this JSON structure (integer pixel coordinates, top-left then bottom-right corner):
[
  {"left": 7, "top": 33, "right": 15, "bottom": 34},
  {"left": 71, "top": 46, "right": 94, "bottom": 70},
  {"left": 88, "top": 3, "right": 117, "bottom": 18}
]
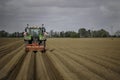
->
[
  {"left": 0, "top": 0, "right": 120, "bottom": 33},
  {"left": 23, "top": 0, "right": 101, "bottom": 8}
]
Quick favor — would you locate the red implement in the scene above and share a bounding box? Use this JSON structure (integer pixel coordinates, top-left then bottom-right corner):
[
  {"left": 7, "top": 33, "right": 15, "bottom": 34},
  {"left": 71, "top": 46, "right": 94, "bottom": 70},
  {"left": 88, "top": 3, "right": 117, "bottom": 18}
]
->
[{"left": 25, "top": 43, "right": 45, "bottom": 52}]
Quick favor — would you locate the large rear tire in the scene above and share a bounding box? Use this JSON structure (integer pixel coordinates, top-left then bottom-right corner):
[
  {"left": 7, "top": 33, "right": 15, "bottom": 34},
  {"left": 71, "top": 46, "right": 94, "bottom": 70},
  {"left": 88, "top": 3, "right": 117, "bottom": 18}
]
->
[{"left": 42, "top": 40, "right": 46, "bottom": 53}]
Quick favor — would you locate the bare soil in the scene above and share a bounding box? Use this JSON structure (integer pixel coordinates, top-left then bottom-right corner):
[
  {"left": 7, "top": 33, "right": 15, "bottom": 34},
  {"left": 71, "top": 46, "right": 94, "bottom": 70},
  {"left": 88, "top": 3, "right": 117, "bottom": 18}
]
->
[{"left": 0, "top": 38, "right": 120, "bottom": 80}]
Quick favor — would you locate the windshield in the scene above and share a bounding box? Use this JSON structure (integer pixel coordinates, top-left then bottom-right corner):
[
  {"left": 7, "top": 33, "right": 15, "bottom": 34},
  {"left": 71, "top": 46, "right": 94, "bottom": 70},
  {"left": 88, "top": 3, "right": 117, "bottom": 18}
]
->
[{"left": 29, "top": 29, "right": 42, "bottom": 36}]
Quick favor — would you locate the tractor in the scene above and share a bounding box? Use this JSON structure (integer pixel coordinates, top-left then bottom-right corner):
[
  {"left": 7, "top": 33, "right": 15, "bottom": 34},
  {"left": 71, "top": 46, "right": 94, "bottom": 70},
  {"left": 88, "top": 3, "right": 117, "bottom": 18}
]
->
[{"left": 24, "top": 24, "right": 47, "bottom": 53}]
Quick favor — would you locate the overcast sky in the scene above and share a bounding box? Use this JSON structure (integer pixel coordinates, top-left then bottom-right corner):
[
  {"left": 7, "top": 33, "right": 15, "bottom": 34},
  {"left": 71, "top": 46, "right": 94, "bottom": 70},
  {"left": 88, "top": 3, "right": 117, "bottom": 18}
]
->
[{"left": 0, "top": 0, "right": 120, "bottom": 33}]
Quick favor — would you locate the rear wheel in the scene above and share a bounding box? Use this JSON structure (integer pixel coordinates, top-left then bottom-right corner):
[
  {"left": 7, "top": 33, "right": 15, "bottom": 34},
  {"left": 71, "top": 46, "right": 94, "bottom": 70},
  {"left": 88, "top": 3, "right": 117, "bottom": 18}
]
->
[
  {"left": 42, "top": 40, "right": 46, "bottom": 53},
  {"left": 41, "top": 49, "right": 46, "bottom": 53},
  {"left": 39, "top": 40, "right": 46, "bottom": 53},
  {"left": 43, "top": 40, "right": 46, "bottom": 48}
]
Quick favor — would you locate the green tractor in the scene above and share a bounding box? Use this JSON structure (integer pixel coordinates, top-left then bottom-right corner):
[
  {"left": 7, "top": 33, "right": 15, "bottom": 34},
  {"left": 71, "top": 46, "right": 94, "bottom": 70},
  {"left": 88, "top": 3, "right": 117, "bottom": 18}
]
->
[{"left": 24, "top": 24, "right": 47, "bottom": 53}]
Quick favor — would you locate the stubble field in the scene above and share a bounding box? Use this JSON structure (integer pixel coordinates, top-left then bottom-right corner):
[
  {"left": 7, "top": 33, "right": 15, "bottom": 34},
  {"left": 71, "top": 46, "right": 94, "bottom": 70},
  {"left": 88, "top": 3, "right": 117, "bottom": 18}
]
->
[{"left": 0, "top": 38, "right": 120, "bottom": 80}]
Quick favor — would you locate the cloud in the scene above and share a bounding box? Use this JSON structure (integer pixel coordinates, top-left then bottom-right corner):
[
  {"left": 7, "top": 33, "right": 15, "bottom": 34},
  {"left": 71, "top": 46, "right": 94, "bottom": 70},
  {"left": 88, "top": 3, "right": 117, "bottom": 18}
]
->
[{"left": 0, "top": 0, "right": 120, "bottom": 33}]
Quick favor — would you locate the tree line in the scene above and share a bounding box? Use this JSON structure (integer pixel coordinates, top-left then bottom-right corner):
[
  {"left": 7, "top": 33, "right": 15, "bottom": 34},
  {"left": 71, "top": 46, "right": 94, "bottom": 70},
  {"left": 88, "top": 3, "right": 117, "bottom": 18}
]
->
[
  {"left": 49, "top": 28, "right": 120, "bottom": 38},
  {"left": 0, "top": 28, "right": 120, "bottom": 38},
  {"left": 0, "top": 30, "right": 24, "bottom": 37}
]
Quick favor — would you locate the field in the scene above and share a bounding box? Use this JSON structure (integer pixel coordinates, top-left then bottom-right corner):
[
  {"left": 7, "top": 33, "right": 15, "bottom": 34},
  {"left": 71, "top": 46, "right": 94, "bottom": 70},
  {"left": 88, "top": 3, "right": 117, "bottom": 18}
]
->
[{"left": 0, "top": 38, "right": 120, "bottom": 80}]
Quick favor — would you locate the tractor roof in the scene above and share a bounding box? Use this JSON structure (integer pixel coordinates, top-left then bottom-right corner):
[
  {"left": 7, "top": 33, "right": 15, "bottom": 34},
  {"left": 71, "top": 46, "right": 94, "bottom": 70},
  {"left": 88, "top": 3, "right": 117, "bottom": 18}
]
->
[{"left": 26, "top": 26, "right": 45, "bottom": 29}]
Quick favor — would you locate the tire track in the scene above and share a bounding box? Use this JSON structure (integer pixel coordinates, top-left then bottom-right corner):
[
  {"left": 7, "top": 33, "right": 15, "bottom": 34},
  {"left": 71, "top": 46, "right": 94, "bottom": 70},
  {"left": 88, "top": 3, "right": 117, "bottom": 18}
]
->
[
  {"left": 47, "top": 52, "right": 83, "bottom": 80},
  {"left": 36, "top": 52, "right": 50, "bottom": 80},
  {"left": 52, "top": 50, "right": 105, "bottom": 80},
  {"left": 49, "top": 42, "right": 120, "bottom": 74},
  {"left": 82, "top": 51, "right": 120, "bottom": 65},
  {"left": 62, "top": 48, "right": 120, "bottom": 74},
  {"left": 53, "top": 48, "right": 120, "bottom": 80},
  {"left": 27, "top": 52, "right": 36, "bottom": 80},
  {"left": 42, "top": 53, "right": 64, "bottom": 80},
  {"left": 0, "top": 41, "right": 23, "bottom": 58},
  {"left": 0, "top": 40, "right": 23, "bottom": 50},
  {"left": 0, "top": 49, "right": 25, "bottom": 80},
  {"left": 15, "top": 52, "right": 33, "bottom": 80},
  {"left": 36, "top": 52, "right": 64, "bottom": 80},
  {"left": 0, "top": 40, "right": 23, "bottom": 52},
  {"left": 4, "top": 52, "right": 27, "bottom": 80},
  {"left": 33, "top": 53, "right": 36, "bottom": 80},
  {"left": 0, "top": 39, "right": 21, "bottom": 46},
  {"left": 0, "top": 45, "right": 24, "bottom": 70},
  {"left": 77, "top": 49, "right": 120, "bottom": 61}
]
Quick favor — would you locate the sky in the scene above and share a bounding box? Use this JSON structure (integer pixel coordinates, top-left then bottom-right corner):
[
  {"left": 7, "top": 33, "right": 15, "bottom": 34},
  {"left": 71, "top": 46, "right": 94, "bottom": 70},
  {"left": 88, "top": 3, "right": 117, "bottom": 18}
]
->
[{"left": 0, "top": 0, "right": 120, "bottom": 33}]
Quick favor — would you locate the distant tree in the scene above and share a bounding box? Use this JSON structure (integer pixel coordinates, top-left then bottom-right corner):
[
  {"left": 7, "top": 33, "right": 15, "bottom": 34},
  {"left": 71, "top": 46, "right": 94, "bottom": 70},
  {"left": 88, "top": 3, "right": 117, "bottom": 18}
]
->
[
  {"left": 92, "top": 29, "right": 109, "bottom": 37},
  {"left": 86, "top": 30, "right": 91, "bottom": 37},
  {"left": 99, "top": 29, "right": 109, "bottom": 37},
  {"left": 53, "top": 32, "right": 60, "bottom": 37},
  {"left": 115, "top": 30, "right": 120, "bottom": 37},
  {"left": 92, "top": 31, "right": 97, "bottom": 37},
  {"left": 60, "top": 31, "right": 65, "bottom": 37},
  {"left": 65, "top": 31, "right": 70, "bottom": 37},
  {"left": 0, "top": 30, "right": 9, "bottom": 37},
  {"left": 70, "top": 31, "right": 78, "bottom": 38},
  {"left": 65, "top": 31, "right": 78, "bottom": 38},
  {"left": 78, "top": 28, "right": 87, "bottom": 37}
]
